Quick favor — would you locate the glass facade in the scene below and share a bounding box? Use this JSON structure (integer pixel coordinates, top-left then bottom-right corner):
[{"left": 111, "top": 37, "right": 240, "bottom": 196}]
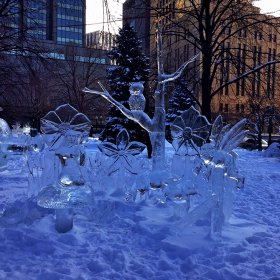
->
[
  {"left": 56, "top": 0, "right": 84, "bottom": 46},
  {"left": 22, "top": 0, "right": 85, "bottom": 46},
  {"left": 27, "top": 0, "right": 47, "bottom": 39}
]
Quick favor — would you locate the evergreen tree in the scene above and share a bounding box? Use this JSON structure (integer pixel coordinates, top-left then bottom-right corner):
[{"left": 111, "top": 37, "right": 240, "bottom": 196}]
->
[
  {"left": 99, "top": 24, "right": 150, "bottom": 146},
  {"left": 165, "top": 81, "right": 196, "bottom": 142}
]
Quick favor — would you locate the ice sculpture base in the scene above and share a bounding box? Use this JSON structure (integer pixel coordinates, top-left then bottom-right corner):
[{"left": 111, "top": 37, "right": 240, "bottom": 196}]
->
[
  {"left": 55, "top": 208, "right": 73, "bottom": 233},
  {"left": 37, "top": 183, "right": 94, "bottom": 233}
]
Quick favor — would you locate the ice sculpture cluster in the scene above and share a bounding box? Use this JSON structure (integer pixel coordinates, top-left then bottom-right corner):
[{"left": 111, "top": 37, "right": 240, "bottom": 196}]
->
[
  {"left": 90, "top": 106, "right": 247, "bottom": 240},
  {"left": 82, "top": 25, "right": 246, "bottom": 239},
  {"left": 0, "top": 25, "right": 247, "bottom": 239},
  {"left": 0, "top": 103, "right": 246, "bottom": 239}
]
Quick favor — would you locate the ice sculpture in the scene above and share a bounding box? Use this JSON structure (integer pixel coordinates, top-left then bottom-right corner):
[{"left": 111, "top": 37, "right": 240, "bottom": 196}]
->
[
  {"left": 97, "top": 129, "right": 146, "bottom": 199},
  {"left": 0, "top": 118, "right": 12, "bottom": 137},
  {"left": 171, "top": 106, "right": 211, "bottom": 156},
  {"left": 170, "top": 113, "right": 247, "bottom": 240},
  {"left": 26, "top": 134, "right": 45, "bottom": 197},
  {"left": 128, "top": 82, "right": 146, "bottom": 111},
  {"left": 165, "top": 108, "right": 211, "bottom": 220},
  {"left": 37, "top": 104, "right": 93, "bottom": 233},
  {"left": 0, "top": 119, "right": 29, "bottom": 173},
  {"left": 83, "top": 25, "right": 198, "bottom": 187},
  {"left": 0, "top": 118, "right": 12, "bottom": 171}
]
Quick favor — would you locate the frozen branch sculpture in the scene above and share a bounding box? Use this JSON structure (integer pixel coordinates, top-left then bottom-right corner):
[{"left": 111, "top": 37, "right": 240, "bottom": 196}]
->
[{"left": 83, "top": 25, "right": 198, "bottom": 187}]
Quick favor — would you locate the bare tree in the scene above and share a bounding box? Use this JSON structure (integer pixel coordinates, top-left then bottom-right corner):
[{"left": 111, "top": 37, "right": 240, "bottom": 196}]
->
[
  {"left": 246, "top": 92, "right": 280, "bottom": 150},
  {"left": 0, "top": 0, "right": 52, "bottom": 54},
  {"left": 54, "top": 46, "right": 110, "bottom": 121},
  {"left": 145, "top": 0, "right": 280, "bottom": 122},
  {"left": 0, "top": 52, "right": 57, "bottom": 127}
]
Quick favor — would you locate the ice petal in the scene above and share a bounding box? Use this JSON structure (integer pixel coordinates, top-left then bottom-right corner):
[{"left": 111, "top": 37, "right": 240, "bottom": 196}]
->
[
  {"left": 171, "top": 116, "right": 185, "bottom": 131},
  {"left": 181, "top": 106, "right": 200, "bottom": 127},
  {"left": 98, "top": 142, "right": 119, "bottom": 157},
  {"left": 116, "top": 129, "right": 130, "bottom": 149},
  {"left": 55, "top": 104, "right": 79, "bottom": 123},
  {"left": 41, "top": 112, "right": 61, "bottom": 134},
  {"left": 70, "top": 113, "right": 91, "bottom": 134},
  {"left": 125, "top": 141, "right": 146, "bottom": 155}
]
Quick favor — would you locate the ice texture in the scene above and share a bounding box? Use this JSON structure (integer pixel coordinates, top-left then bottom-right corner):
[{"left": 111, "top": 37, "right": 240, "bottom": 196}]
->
[{"left": 0, "top": 118, "right": 12, "bottom": 138}]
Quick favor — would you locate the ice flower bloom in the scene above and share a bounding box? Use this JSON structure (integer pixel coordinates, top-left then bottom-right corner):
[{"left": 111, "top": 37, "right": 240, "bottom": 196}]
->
[
  {"left": 171, "top": 106, "right": 211, "bottom": 155},
  {"left": 98, "top": 129, "right": 146, "bottom": 175},
  {"left": 40, "top": 104, "right": 91, "bottom": 150}
]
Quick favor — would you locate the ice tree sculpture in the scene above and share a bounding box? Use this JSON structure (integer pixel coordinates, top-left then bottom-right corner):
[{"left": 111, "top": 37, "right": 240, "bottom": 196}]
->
[
  {"left": 37, "top": 104, "right": 93, "bottom": 233},
  {"left": 83, "top": 25, "right": 198, "bottom": 187},
  {"left": 96, "top": 129, "right": 146, "bottom": 199}
]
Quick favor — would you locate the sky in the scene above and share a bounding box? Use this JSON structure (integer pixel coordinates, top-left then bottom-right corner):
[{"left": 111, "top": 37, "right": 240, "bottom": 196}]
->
[
  {"left": 253, "top": 0, "right": 280, "bottom": 16},
  {"left": 86, "top": 0, "right": 280, "bottom": 34},
  {"left": 86, "top": 0, "right": 126, "bottom": 34}
]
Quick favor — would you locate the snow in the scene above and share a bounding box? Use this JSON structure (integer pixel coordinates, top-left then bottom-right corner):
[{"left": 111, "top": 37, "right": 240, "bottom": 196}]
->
[{"left": 0, "top": 140, "right": 280, "bottom": 279}]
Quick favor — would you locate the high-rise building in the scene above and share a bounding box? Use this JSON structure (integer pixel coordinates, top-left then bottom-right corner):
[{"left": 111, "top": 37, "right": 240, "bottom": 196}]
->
[
  {"left": 0, "top": 0, "right": 110, "bottom": 127},
  {"left": 19, "top": 0, "right": 86, "bottom": 46},
  {"left": 123, "top": 0, "right": 151, "bottom": 56}
]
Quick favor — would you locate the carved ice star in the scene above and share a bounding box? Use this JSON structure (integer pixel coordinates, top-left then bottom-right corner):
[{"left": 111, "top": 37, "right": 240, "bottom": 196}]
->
[
  {"left": 98, "top": 129, "right": 146, "bottom": 175},
  {"left": 171, "top": 107, "right": 211, "bottom": 155}
]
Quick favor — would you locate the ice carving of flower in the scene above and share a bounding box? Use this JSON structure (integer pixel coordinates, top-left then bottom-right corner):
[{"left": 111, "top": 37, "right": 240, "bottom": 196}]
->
[
  {"left": 98, "top": 129, "right": 146, "bottom": 175},
  {"left": 171, "top": 106, "right": 211, "bottom": 155},
  {"left": 40, "top": 104, "right": 91, "bottom": 150}
]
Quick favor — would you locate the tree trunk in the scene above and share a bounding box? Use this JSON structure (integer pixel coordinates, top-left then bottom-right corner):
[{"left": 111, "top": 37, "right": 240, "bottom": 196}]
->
[{"left": 201, "top": 52, "right": 213, "bottom": 122}]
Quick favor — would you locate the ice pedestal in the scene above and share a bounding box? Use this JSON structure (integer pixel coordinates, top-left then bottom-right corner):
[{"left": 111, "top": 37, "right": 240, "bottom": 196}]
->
[
  {"left": 55, "top": 208, "right": 73, "bottom": 233},
  {"left": 37, "top": 181, "right": 94, "bottom": 233}
]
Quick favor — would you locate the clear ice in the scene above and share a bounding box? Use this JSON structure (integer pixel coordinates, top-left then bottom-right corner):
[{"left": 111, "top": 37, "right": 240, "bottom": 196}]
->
[{"left": 37, "top": 104, "right": 94, "bottom": 233}]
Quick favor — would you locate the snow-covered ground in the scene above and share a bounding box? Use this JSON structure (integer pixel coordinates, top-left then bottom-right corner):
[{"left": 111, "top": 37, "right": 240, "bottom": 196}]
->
[{"left": 0, "top": 141, "right": 279, "bottom": 280}]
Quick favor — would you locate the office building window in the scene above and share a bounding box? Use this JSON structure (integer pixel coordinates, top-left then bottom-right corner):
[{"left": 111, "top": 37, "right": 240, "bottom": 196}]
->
[
  {"left": 56, "top": 0, "right": 84, "bottom": 46},
  {"left": 225, "top": 104, "right": 229, "bottom": 112},
  {"left": 236, "top": 104, "right": 240, "bottom": 112}
]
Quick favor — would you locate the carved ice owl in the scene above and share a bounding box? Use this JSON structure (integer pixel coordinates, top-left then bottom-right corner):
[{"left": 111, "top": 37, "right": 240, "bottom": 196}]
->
[{"left": 128, "top": 82, "right": 146, "bottom": 111}]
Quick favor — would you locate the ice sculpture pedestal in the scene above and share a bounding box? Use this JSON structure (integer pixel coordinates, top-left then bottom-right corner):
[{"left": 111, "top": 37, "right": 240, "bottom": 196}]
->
[
  {"left": 37, "top": 183, "right": 94, "bottom": 233},
  {"left": 55, "top": 208, "right": 73, "bottom": 233}
]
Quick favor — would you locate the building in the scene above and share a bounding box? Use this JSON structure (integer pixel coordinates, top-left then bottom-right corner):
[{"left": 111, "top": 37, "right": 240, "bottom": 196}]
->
[
  {"left": 123, "top": 0, "right": 280, "bottom": 133},
  {"left": 86, "top": 31, "right": 116, "bottom": 50},
  {"left": 123, "top": 0, "right": 151, "bottom": 56},
  {"left": 20, "top": 0, "right": 86, "bottom": 46},
  {"left": 0, "top": 0, "right": 110, "bottom": 128}
]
